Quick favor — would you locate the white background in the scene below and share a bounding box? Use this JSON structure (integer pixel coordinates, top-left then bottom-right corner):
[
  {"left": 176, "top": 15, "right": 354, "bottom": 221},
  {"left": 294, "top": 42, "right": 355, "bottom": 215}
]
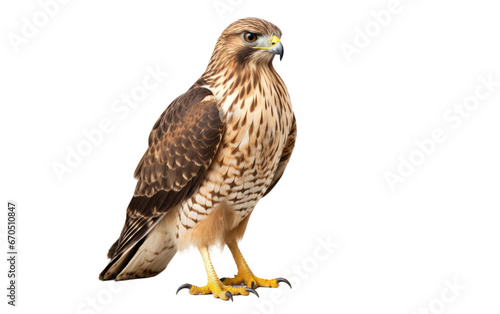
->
[{"left": 1, "top": 0, "right": 499, "bottom": 313}]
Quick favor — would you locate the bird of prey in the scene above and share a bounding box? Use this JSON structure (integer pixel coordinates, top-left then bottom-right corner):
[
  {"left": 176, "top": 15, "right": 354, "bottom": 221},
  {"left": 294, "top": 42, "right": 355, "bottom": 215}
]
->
[{"left": 99, "top": 17, "right": 296, "bottom": 301}]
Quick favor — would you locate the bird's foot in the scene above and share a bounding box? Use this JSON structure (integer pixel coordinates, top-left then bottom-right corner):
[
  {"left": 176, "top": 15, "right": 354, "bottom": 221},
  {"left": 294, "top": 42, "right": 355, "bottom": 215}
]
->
[
  {"left": 221, "top": 272, "right": 292, "bottom": 289},
  {"left": 176, "top": 280, "right": 258, "bottom": 301}
]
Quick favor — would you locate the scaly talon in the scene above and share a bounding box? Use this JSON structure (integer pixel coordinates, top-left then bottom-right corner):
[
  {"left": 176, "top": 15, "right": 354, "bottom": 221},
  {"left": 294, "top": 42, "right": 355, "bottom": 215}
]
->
[
  {"left": 176, "top": 283, "right": 192, "bottom": 294},
  {"left": 177, "top": 280, "right": 251, "bottom": 300},
  {"left": 246, "top": 287, "right": 259, "bottom": 297},
  {"left": 226, "top": 291, "right": 233, "bottom": 302},
  {"left": 276, "top": 277, "right": 292, "bottom": 289},
  {"left": 224, "top": 241, "right": 291, "bottom": 290},
  {"left": 176, "top": 246, "right": 260, "bottom": 301},
  {"left": 221, "top": 272, "right": 289, "bottom": 289}
]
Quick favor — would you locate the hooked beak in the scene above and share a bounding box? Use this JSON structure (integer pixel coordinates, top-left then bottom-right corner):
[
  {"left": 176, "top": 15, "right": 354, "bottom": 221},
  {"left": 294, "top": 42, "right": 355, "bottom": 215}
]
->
[
  {"left": 269, "top": 41, "right": 284, "bottom": 61},
  {"left": 253, "top": 35, "right": 284, "bottom": 61}
]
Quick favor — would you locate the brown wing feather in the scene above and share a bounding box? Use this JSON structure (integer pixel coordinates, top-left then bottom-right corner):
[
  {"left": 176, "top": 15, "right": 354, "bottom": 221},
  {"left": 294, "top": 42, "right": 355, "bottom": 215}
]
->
[
  {"left": 263, "top": 114, "right": 296, "bottom": 197},
  {"left": 108, "top": 87, "right": 224, "bottom": 261}
]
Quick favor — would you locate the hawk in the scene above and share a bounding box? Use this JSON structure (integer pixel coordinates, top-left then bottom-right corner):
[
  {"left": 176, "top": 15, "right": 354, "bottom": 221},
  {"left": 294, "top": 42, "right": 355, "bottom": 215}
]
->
[{"left": 99, "top": 17, "right": 296, "bottom": 301}]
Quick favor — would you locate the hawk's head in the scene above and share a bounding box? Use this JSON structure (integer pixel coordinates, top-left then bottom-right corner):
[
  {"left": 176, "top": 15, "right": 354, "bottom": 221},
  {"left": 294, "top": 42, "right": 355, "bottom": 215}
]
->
[{"left": 215, "top": 17, "right": 284, "bottom": 65}]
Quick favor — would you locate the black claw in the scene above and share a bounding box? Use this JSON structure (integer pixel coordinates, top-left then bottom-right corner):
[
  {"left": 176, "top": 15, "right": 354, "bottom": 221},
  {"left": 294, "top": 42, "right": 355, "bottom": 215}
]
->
[
  {"left": 251, "top": 281, "right": 255, "bottom": 289},
  {"left": 246, "top": 287, "right": 259, "bottom": 298},
  {"left": 276, "top": 277, "right": 292, "bottom": 289},
  {"left": 226, "top": 291, "right": 233, "bottom": 302},
  {"left": 176, "top": 283, "right": 192, "bottom": 295},
  {"left": 220, "top": 277, "right": 226, "bottom": 282}
]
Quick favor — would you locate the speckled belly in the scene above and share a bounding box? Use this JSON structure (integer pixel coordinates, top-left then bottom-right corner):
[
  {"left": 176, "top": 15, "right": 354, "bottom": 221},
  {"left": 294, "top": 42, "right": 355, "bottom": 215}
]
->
[{"left": 174, "top": 108, "right": 288, "bottom": 245}]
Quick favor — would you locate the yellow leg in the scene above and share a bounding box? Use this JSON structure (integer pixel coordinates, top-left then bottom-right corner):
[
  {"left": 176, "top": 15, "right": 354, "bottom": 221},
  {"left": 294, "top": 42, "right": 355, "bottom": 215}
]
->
[
  {"left": 176, "top": 246, "right": 258, "bottom": 301},
  {"left": 221, "top": 241, "right": 291, "bottom": 289}
]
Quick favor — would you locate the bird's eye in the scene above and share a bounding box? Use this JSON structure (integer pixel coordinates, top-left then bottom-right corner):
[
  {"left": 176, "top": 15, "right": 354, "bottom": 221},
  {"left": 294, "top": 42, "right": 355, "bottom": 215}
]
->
[{"left": 244, "top": 32, "right": 258, "bottom": 43}]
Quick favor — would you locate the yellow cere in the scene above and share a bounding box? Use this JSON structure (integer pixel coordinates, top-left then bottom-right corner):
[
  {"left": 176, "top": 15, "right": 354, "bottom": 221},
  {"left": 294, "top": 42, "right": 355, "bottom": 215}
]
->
[{"left": 253, "top": 35, "right": 280, "bottom": 50}]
